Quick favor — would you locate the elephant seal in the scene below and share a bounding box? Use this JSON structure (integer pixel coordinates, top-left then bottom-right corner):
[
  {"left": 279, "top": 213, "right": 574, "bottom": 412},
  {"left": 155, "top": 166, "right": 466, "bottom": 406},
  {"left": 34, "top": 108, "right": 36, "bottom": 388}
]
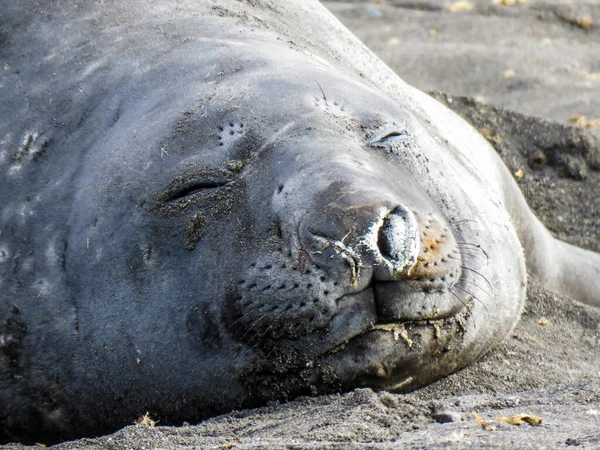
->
[{"left": 1, "top": 0, "right": 598, "bottom": 444}]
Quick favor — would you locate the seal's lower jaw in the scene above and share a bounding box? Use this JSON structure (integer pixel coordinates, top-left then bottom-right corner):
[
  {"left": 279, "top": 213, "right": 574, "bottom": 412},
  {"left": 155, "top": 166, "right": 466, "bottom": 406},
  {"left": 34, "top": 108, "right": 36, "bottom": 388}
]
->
[{"left": 323, "top": 287, "right": 472, "bottom": 393}]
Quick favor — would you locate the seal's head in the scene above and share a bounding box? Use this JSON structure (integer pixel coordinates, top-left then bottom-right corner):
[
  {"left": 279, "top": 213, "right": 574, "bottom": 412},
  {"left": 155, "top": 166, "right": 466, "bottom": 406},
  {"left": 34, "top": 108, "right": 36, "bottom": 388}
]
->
[
  {"left": 62, "top": 40, "right": 525, "bottom": 406},
  {"left": 201, "top": 56, "right": 525, "bottom": 399}
]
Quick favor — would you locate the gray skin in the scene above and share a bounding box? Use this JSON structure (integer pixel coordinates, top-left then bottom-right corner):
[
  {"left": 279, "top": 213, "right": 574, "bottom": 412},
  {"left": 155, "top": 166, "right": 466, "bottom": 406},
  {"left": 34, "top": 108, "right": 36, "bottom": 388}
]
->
[{"left": 0, "top": 0, "right": 598, "bottom": 445}]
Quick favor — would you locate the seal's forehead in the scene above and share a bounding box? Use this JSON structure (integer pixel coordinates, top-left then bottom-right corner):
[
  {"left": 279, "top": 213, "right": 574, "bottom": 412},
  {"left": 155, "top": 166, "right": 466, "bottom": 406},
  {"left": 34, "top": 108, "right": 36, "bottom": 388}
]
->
[
  {"left": 170, "top": 35, "right": 404, "bottom": 120},
  {"left": 223, "top": 51, "right": 413, "bottom": 127}
]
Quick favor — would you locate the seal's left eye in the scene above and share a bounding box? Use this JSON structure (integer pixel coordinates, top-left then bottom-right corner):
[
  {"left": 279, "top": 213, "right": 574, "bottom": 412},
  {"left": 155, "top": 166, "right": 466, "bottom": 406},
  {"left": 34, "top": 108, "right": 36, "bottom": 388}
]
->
[
  {"left": 370, "top": 130, "right": 409, "bottom": 146},
  {"left": 165, "top": 177, "right": 228, "bottom": 203}
]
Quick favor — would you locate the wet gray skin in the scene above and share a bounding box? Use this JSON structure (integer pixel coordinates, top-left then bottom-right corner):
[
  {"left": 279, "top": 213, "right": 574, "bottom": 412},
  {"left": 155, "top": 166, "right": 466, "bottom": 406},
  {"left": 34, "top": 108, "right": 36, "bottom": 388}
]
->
[{"left": 0, "top": 0, "right": 531, "bottom": 444}]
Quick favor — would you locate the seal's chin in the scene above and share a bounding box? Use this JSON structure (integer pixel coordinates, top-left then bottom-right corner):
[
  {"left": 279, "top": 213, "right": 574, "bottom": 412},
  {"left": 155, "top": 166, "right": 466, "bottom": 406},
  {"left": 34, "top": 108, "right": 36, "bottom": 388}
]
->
[{"left": 321, "top": 280, "right": 472, "bottom": 391}]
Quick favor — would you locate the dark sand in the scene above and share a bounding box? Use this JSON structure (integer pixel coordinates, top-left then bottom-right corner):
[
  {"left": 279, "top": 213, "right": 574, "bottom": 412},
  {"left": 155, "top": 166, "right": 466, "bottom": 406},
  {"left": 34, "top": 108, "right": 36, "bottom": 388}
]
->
[
  {"left": 326, "top": 0, "right": 600, "bottom": 129},
  {"left": 4, "top": 1, "right": 599, "bottom": 448}
]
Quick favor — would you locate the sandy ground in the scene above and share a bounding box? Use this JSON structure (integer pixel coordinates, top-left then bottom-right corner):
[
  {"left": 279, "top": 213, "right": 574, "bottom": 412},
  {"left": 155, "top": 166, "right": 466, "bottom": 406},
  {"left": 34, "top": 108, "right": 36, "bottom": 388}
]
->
[
  {"left": 4, "top": 1, "right": 600, "bottom": 448},
  {"left": 326, "top": 0, "right": 600, "bottom": 129}
]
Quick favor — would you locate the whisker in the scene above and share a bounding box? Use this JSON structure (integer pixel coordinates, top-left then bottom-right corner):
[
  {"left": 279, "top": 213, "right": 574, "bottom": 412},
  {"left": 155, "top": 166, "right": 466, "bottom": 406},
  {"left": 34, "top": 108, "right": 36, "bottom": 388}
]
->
[
  {"left": 456, "top": 248, "right": 485, "bottom": 259},
  {"left": 247, "top": 340, "right": 287, "bottom": 381},
  {"left": 448, "top": 288, "right": 476, "bottom": 329},
  {"left": 229, "top": 304, "right": 285, "bottom": 361},
  {"left": 238, "top": 310, "right": 271, "bottom": 342},
  {"left": 249, "top": 305, "right": 292, "bottom": 351},
  {"left": 460, "top": 277, "right": 493, "bottom": 298},
  {"left": 460, "top": 265, "right": 493, "bottom": 290},
  {"left": 315, "top": 80, "right": 329, "bottom": 107},
  {"left": 262, "top": 340, "right": 282, "bottom": 362},
  {"left": 449, "top": 219, "right": 479, "bottom": 227},
  {"left": 454, "top": 284, "right": 489, "bottom": 315},
  {"left": 450, "top": 250, "right": 486, "bottom": 266},
  {"left": 228, "top": 303, "right": 267, "bottom": 328},
  {"left": 456, "top": 242, "right": 489, "bottom": 260},
  {"left": 447, "top": 286, "right": 469, "bottom": 309}
]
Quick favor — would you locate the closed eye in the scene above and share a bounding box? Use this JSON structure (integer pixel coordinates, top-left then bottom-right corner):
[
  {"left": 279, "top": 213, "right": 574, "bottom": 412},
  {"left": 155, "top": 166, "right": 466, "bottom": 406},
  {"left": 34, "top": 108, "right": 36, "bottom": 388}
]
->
[
  {"left": 165, "top": 178, "right": 228, "bottom": 202},
  {"left": 370, "top": 130, "right": 409, "bottom": 146}
]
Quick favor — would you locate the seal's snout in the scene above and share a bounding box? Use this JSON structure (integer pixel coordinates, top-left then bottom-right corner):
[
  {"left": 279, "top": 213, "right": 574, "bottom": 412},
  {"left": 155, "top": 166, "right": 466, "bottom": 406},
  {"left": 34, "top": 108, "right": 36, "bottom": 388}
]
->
[
  {"left": 373, "top": 212, "right": 463, "bottom": 322},
  {"left": 372, "top": 207, "right": 461, "bottom": 287},
  {"left": 373, "top": 208, "right": 461, "bottom": 283}
]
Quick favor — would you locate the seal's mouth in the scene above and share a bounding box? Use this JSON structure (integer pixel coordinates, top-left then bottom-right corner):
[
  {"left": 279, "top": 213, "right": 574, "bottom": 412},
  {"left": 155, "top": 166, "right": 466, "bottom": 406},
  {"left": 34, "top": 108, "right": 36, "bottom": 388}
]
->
[
  {"left": 319, "top": 282, "right": 474, "bottom": 391},
  {"left": 237, "top": 278, "right": 476, "bottom": 403},
  {"left": 325, "top": 276, "right": 471, "bottom": 349},
  {"left": 229, "top": 206, "right": 470, "bottom": 357},
  {"left": 233, "top": 227, "right": 484, "bottom": 400}
]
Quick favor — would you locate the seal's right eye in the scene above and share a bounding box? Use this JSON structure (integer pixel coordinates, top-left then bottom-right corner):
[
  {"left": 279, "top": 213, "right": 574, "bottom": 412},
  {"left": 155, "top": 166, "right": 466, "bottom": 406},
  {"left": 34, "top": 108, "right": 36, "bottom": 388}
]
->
[{"left": 165, "top": 177, "right": 228, "bottom": 203}]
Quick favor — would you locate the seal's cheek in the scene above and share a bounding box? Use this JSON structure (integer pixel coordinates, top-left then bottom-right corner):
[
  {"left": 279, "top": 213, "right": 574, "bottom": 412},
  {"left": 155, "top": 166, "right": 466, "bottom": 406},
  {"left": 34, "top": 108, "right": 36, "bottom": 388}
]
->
[
  {"left": 223, "top": 273, "right": 378, "bottom": 357},
  {"left": 222, "top": 247, "right": 347, "bottom": 344}
]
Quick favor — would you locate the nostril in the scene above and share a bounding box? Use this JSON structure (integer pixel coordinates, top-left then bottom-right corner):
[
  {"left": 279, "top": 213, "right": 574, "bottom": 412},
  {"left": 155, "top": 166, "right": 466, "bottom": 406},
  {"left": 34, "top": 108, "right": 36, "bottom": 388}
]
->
[
  {"left": 377, "top": 206, "right": 419, "bottom": 271},
  {"left": 378, "top": 208, "right": 404, "bottom": 260}
]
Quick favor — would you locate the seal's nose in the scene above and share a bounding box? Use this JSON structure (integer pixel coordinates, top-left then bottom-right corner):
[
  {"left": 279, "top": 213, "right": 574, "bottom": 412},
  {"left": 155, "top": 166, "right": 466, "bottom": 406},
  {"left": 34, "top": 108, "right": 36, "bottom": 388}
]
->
[
  {"left": 373, "top": 206, "right": 420, "bottom": 281},
  {"left": 373, "top": 209, "right": 461, "bottom": 285},
  {"left": 373, "top": 212, "right": 464, "bottom": 321}
]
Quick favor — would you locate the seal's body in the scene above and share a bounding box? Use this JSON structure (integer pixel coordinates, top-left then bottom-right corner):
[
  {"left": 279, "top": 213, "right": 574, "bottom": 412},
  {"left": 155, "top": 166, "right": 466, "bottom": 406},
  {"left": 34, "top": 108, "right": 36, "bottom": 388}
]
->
[{"left": 1, "top": 0, "right": 598, "bottom": 444}]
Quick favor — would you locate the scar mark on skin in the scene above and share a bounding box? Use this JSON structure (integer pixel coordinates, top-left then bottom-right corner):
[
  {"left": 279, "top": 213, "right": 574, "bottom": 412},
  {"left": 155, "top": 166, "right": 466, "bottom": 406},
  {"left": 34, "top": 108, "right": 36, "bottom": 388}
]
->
[
  {"left": 0, "top": 245, "right": 10, "bottom": 263},
  {"left": 9, "top": 132, "right": 49, "bottom": 174}
]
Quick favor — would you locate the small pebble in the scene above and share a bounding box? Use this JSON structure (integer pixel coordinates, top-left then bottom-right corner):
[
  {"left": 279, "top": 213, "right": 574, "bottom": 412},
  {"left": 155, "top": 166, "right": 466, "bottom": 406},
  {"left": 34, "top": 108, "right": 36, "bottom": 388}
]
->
[
  {"left": 578, "top": 15, "right": 593, "bottom": 30},
  {"left": 503, "top": 69, "right": 516, "bottom": 80},
  {"left": 362, "top": 6, "right": 383, "bottom": 17},
  {"left": 449, "top": 1, "right": 473, "bottom": 12},
  {"left": 433, "top": 411, "right": 462, "bottom": 423}
]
